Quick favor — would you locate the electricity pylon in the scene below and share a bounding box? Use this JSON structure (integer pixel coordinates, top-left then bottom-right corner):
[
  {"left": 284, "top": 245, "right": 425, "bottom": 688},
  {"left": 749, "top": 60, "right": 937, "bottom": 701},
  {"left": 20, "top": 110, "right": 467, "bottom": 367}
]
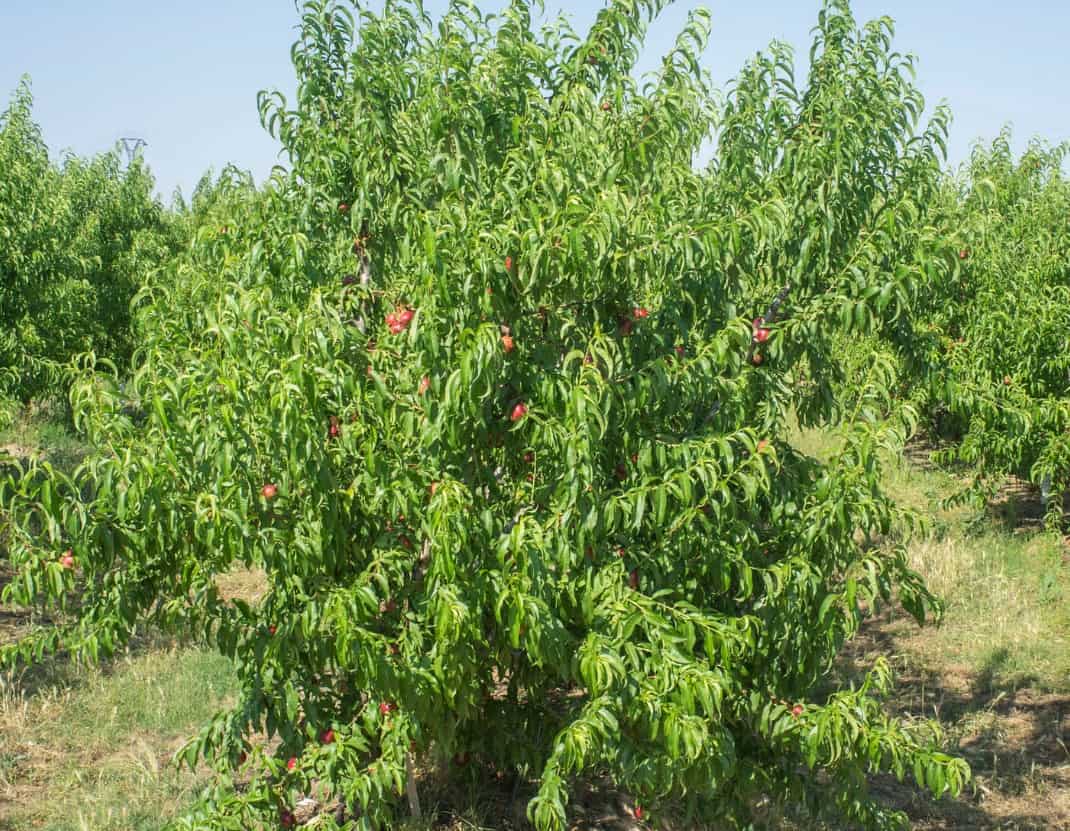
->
[{"left": 119, "top": 137, "right": 147, "bottom": 165}]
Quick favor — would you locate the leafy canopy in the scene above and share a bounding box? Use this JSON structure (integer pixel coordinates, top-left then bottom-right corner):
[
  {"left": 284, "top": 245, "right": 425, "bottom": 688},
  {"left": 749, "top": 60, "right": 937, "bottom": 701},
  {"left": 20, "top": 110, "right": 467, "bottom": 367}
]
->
[
  {"left": 0, "top": 78, "right": 179, "bottom": 415},
  {"left": 2, "top": 2, "right": 968, "bottom": 828}
]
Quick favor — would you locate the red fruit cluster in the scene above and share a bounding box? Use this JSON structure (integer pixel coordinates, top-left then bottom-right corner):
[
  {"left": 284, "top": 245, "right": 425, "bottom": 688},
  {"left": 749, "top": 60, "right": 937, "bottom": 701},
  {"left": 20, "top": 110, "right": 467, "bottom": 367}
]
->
[
  {"left": 379, "top": 701, "right": 396, "bottom": 716},
  {"left": 791, "top": 704, "right": 804, "bottom": 719},
  {"left": 504, "top": 255, "right": 513, "bottom": 271},
  {"left": 501, "top": 334, "right": 515, "bottom": 353},
  {"left": 386, "top": 306, "right": 414, "bottom": 335},
  {"left": 281, "top": 809, "right": 296, "bottom": 828},
  {"left": 328, "top": 416, "right": 341, "bottom": 438},
  {"left": 632, "top": 307, "right": 649, "bottom": 320},
  {"left": 261, "top": 483, "right": 278, "bottom": 500},
  {"left": 752, "top": 317, "right": 771, "bottom": 343},
  {"left": 418, "top": 375, "right": 431, "bottom": 396},
  {"left": 321, "top": 729, "right": 335, "bottom": 744},
  {"left": 628, "top": 569, "right": 639, "bottom": 590},
  {"left": 958, "top": 248, "right": 969, "bottom": 260},
  {"left": 601, "top": 101, "right": 612, "bottom": 112},
  {"left": 338, "top": 202, "right": 350, "bottom": 213},
  {"left": 511, "top": 402, "right": 528, "bottom": 422},
  {"left": 59, "top": 549, "right": 75, "bottom": 569},
  {"left": 286, "top": 756, "right": 298, "bottom": 770}
]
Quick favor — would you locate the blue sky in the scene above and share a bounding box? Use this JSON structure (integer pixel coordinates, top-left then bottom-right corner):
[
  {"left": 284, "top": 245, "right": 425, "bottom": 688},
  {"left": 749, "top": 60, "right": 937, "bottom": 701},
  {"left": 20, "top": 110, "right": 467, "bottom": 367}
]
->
[{"left": 2, "top": 1, "right": 1067, "bottom": 202}]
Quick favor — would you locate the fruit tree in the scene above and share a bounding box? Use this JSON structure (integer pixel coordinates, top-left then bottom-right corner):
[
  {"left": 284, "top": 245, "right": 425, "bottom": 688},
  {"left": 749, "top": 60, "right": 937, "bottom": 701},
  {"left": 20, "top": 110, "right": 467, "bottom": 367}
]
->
[
  {"left": 0, "top": 78, "right": 179, "bottom": 418},
  {"left": 1, "top": 1, "right": 968, "bottom": 828},
  {"left": 910, "top": 132, "right": 1070, "bottom": 523}
]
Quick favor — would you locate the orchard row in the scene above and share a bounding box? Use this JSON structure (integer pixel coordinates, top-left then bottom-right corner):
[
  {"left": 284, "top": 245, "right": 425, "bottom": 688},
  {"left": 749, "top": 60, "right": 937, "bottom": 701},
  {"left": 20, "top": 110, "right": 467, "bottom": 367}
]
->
[{"left": 2, "top": 1, "right": 1065, "bottom": 829}]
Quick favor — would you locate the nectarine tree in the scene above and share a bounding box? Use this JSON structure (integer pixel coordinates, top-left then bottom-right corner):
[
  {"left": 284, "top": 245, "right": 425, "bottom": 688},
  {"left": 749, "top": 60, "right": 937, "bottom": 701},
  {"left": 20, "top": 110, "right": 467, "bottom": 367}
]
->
[
  {"left": 2, "top": 1, "right": 967, "bottom": 828},
  {"left": 907, "top": 131, "right": 1070, "bottom": 524},
  {"left": 0, "top": 78, "right": 180, "bottom": 416}
]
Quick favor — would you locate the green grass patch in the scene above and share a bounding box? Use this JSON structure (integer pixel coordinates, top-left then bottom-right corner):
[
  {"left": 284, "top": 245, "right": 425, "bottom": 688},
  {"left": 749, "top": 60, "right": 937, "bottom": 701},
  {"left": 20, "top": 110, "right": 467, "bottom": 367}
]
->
[
  {"left": 0, "top": 645, "right": 235, "bottom": 831},
  {"left": 793, "top": 418, "right": 1070, "bottom": 693},
  {"left": 896, "top": 530, "right": 1070, "bottom": 693},
  {"left": 0, "top": 397, "right": 91, "bottom": 473}
]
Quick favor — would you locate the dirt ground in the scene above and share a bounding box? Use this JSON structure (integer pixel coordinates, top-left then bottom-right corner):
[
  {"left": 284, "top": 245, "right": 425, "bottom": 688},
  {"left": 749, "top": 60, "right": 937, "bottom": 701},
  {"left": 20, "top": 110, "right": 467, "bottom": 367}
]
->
[{"left": 840, "top": 609, "right": 1070, "bottom": 830}]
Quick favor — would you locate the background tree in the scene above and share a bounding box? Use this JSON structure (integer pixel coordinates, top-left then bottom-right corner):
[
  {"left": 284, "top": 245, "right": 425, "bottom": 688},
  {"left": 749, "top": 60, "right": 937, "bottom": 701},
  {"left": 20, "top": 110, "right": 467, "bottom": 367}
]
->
[
  {"left": 0, "top": 78, "right": 180, "bottom": 423},
  {"left": 908, "top": 131, "right": 1070, "bottom": 522}
]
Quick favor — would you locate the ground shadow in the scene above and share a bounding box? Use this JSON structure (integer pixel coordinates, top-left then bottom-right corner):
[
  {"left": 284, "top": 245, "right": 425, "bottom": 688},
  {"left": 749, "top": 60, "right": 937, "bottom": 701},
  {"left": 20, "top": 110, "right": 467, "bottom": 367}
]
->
[{"left": 835, "top": 608, "right": 1070, "bottom": 830}]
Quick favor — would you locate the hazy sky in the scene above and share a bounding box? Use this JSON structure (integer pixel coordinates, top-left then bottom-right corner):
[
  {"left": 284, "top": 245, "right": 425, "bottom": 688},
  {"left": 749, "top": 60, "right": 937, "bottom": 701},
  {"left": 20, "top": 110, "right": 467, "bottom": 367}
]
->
[{"left": 3, "top": 2, "right": 1067, "bottom": 202}]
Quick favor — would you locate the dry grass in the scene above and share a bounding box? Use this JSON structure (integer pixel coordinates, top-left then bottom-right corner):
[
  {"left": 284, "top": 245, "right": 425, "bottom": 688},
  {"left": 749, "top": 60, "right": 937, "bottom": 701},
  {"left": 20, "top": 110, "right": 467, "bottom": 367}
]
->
[
  {"left": 895, "top": 532, "right": 1070, "bottom": 691},
  {"left": 0, "top": 645, "right": 234, "bottom": 830},
  {"left": 214, "top": 566, "right": 269, "bottom": 605},
  {"left": 838, "top": 613, "right": 1070, "bottom": 830}
]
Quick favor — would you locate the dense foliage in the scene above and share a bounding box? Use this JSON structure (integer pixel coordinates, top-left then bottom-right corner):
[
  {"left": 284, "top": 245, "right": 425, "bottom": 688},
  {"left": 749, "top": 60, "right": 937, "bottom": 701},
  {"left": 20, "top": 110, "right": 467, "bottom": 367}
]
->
[
  {"left": 0, "top": 79, "right": 179, "bottom": 420},
  {"left": 908, "top": 132, "right": 1070, "bottom": 519},
  {"left": 2, "top": 0, "right": 1024, "bottom": 827}
]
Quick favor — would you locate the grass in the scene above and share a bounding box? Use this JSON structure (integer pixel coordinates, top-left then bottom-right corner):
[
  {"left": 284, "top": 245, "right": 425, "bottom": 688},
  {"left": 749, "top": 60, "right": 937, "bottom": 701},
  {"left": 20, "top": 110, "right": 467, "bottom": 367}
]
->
[
  {"left": 795, "top": 418, "right": 1070, "bottom": 695},
  {"left": 0, "top": 644, "right": 235, "bottom": 831},
  {"left": 0, "top": 398, "right": 91, "bottom": 472},
  {"left": 2, "top": 408, "right": 1069, "bottom": 829},
  {"left": 896, "top": 531, "right": 1070, "bottom": 692},
  {"left": 795, "top": 418, "right": 1070, "bottom": 829}
]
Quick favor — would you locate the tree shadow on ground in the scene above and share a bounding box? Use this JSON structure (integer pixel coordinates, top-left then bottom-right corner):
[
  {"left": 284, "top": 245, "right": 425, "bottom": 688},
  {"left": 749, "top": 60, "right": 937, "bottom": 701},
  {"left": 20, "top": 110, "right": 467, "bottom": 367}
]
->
[
  {"left": 835, "top": 610, "right": 1070, "bottom": 830},
  {"left": 902, "top": 433, "right": 1070, "bottom": 536},
  {"left": 1, "top": 560, "right": 187, "bottom": 700},
  {"left": 986, "top": 477, "right": 1070, "bottom": 534}
]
